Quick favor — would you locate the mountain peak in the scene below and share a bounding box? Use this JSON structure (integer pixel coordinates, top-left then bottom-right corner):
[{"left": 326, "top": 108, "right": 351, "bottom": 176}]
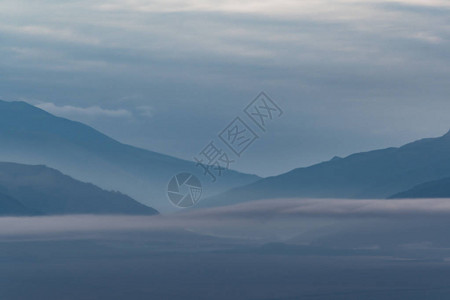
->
[{"left": 330, "top": 156, "right": 343, "bottom": 161}]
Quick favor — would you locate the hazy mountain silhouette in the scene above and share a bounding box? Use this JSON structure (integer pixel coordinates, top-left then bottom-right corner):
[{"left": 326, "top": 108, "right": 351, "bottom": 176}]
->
[
  {"left": 0, "top": 100, "right": 259, "bottom": 213},
  {"left": 0, "top": 191, "right": 38, "bottom": 216},
  {"left": 390, "top": 177, "right": 450, "bottom": 199},
  {"left": 0, "top": 162, "right": 157, "bottom": 215},
  {"left": 202, "top": 130, "right": 450, "bottom": 207}
]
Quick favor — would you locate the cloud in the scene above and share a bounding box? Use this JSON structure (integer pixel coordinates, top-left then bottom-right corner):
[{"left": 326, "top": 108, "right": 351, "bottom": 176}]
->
[
  {"left": 0, "top": 25, "right": 100, "bottom": 45},
  {"left": 94, "top": 0, "right": 450, "bottom": 17},
  {"left": 186, "top": 198, "right": 450, "bottom": 219},
  {"left": 2, "top": 198, "right": 450, "bottom": 238},
  {"left": 36, "top": 102, "right": 132, "bottom": 118}
]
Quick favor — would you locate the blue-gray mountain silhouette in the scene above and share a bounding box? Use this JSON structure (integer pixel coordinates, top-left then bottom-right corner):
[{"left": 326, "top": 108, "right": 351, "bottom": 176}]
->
[
  {"left": 0, "top": 191, "right": 37, "bottom": 216},
  {"left": 0, "top": 100, "right": 259, "bottom": 212},
  {"left": 0, "top": 162, "right": 157, "bottom": 215},
  {"left": 202, "top": 130, "right": 450, "bottom": 207},
  {"left": 390, "top": 176, "right": 450, "bottom": 199}
]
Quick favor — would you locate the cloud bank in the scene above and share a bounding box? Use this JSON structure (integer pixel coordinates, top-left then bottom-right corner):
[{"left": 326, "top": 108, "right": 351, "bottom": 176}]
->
[{"left": 2, "top": 198, "right": 450, "bottom": 238}]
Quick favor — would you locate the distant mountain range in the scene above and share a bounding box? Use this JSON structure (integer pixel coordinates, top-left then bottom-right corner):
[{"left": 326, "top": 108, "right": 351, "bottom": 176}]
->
[
  {"left": 0, "top": 162, "right": 157, "bottom": 216},
  {"left": 3, "top": 99, "right": 450, "bottom": 215},
  {"left": 390, "top": 177, "right": 450, "bottom": 199},
  {"left": 0, "top": 100, "right": 259, "bottom": 213},
  {"left": 201, "top": 130, "right": 450, "bottom": 207}
]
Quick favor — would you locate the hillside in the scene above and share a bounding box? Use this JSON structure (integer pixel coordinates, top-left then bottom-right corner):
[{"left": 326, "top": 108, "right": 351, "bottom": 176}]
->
[
  {"left": 390, "top": 177, "right": 450, "bottom": 199},
  {"left": 0, "top": 100, "right": 259, "bottom": 212},
  {"left": 0, "top": 162, "right": 158, "bottom": 215},
  {"left": 201, "top": 130, "right": 450, "bottom": 207}
]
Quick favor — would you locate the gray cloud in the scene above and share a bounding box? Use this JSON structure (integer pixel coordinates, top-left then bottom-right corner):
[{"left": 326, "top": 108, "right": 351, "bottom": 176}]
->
[{"left": 2, "top": 198, "right": 450, "bottom": 239}]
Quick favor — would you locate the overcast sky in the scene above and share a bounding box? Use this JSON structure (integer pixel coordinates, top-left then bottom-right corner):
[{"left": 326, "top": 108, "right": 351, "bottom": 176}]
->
[{"left": 1, "top": 0, "right": 450, "bottom": 176}]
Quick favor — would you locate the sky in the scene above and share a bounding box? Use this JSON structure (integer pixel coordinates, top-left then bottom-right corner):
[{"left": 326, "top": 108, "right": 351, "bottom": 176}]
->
[{"left": 1, "top": 0, "right": 450, "bottom": 176}]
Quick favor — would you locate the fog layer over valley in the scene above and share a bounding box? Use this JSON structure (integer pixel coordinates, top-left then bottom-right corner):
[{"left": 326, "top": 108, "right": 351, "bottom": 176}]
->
[{"left": 3, "top": 198, "right": 450, "bottom": 299}]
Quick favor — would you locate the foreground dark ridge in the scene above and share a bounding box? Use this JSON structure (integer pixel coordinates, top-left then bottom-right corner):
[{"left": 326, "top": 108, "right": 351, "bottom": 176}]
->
[{"left": 0, "top": 162, "right": 158, "bottom": 216}]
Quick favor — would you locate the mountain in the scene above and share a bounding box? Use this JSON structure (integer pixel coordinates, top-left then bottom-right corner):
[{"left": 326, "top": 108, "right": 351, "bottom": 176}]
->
[
  {"left": 0, "top": 162, "right": 157, "bottom": 215},
  {"left": 201, "top": 130, "right": 450, "bottom": 207},
  {"left": 0, "top": 191, "right": 37, "bottom": 216},
  {"left": 0, "top": 100, "right": 259, "bottom": 212},
  {"left": 390, "top": 177, "right": 450, "bottom": 199}
]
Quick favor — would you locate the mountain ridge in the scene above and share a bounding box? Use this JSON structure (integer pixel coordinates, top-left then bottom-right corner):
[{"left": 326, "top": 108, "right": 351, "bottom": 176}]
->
[
  {"left": 200, "top": 129, "right": 450, "bottom": 207},
  {"left": 390, "top": 176, "right": 450, "bottom": 199},
  {"left": 0, "top": 100, "right": 260, "bottom": 212},
  {"left": 0, "top": 161, "right": 158, "bottom": 215}
]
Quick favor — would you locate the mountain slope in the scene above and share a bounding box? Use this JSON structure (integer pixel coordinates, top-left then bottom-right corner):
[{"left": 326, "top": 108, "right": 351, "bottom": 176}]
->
[
  {"left": 0, "top": 191, "right": 38, "bottom": 216},
  {"left": 0, "top": 162, "right": 158, "bottom": 215},
  {"left": 201, "top": 130, "right": 450, "bottom": 207},
  {"left": 0, "top": 100, "right": 259, "bottom": 212},
  {"left": 390, "top": 177, "right": 450, "bottom": 199}
]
